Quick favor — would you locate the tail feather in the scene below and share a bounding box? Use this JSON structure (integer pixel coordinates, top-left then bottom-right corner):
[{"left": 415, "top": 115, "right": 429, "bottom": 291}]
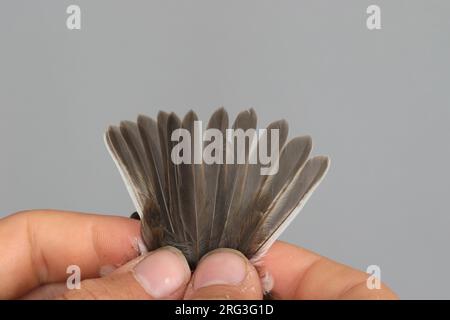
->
[
  {"left": 219, "top": 108, "right": 257, "bottom": 248},
  {"left": 137, "top": 115, "right": 174, "bottom": 240},
  {"left": 105, "top": 125, "right": 163, "bottom": 249},
  {"left": 239, "top": 135, "right": 312, "bottom": 253},
  {"left": 158, "top": 111, "right": 190, "bottom": 249},
  {"left": 251, "top": 156, "right": 330, "bottom": 260},
  {"left": 203, "top": 108, "right": 229, "bottom": 251},
  {"left": 178, "top": 110, "right": 206, "bottom": 264},
  {"left": 104, "top": 108, "right": 329, "bottom": 266},
  {"left": 236, "top": 119, "right": 289, "bottom": 248}
]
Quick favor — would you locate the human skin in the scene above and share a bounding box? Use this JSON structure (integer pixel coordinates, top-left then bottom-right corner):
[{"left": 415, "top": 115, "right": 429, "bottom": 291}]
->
[{"left": 0, "top": 210, "right": 397, "bottom": 300}]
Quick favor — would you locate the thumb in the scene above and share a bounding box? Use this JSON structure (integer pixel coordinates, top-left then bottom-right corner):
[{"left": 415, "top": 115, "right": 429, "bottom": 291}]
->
[
  {"left": 60, "top": 247, "right": 191, "bottom": 300},
  {"left": 183, "top": 249, "right": 263, "bottom": 300}
]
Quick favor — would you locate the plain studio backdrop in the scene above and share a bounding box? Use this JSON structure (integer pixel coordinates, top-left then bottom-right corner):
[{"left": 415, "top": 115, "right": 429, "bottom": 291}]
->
[{"left": 1, "top": 1, "right": 449, "bottom": 299}]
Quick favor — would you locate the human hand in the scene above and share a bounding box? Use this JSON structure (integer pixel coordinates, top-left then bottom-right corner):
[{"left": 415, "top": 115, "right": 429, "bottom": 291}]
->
[{"left": 0, "top": 210, "right": 397, "bottom": 299}]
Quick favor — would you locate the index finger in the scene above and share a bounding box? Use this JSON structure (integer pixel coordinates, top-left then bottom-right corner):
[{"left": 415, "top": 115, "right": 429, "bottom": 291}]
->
[
  {"left": 0, "top": 210, "right": 142, "bottom": 299},
  {"left": 259, "top": 241, "right": 397, "bottom": 299}
]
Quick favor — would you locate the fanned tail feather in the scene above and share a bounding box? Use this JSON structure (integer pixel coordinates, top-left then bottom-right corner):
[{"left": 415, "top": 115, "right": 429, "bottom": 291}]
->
[{"left": 104, "top": 108, "right": 329, "bottom": 266}]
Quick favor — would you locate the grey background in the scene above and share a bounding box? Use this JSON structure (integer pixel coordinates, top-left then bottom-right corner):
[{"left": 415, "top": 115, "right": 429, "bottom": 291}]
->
[{"left": 1, "top": 0, "right": 449, "bottom": 299}]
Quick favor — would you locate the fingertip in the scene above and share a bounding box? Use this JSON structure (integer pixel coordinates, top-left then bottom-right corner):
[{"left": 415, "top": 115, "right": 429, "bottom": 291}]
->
[
  {"left": 184, "top": 249, "right": 263, "bottom": 300},
  {"left": 194, "top": 249, "right": 247, "bottom": 289},
  {"left": 133, "top": 246, "right": 191, "bottom": 299}
]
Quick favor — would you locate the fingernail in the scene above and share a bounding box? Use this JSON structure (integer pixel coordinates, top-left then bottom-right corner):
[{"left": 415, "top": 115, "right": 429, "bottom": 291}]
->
[
  {"left": 193, "top": 249, "right": 247, "bottom": 290},
  {"left": 134, "top": 247, "right": 190, "bottom": 298}
]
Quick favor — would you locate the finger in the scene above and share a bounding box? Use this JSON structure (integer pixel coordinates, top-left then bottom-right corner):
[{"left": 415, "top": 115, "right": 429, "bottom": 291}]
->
[
  {"left": 258, "top": 241, "right": 398, "bottom": 299},
  {"left": 183, "top": 249, "right": 262, "bottom": 300},
  {"left": 0, "top": 210, "right": 142, "bottom": 299},
  {"left": 60, "top": 247, "right": 191, "bottom": 300},
  {"left": 21, "top": 283, "right": 68, "bottom": 300}
]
